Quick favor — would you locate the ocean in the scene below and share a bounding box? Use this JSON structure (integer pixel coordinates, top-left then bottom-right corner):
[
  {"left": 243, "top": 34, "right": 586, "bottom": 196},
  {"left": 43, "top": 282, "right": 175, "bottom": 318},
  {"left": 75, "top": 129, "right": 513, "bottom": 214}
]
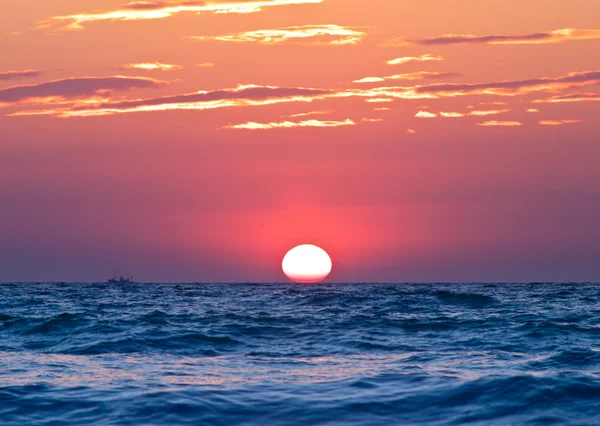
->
[{"left": 1, "top": 283, "right": 599, "bottom": 425}]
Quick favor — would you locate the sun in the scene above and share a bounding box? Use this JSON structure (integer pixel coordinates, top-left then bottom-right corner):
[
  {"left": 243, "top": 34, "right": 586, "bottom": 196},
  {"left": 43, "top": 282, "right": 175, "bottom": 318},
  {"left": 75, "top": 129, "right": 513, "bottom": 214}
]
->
[{"left": 282, "top": 244, "right": 332, "bottom": 283}]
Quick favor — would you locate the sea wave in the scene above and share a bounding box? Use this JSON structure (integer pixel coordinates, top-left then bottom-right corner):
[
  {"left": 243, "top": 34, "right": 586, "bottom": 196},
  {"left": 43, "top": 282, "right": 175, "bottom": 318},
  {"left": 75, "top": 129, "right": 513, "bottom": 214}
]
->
[{"left": 1, "top": 283, "right": 600, "bottom": 425}]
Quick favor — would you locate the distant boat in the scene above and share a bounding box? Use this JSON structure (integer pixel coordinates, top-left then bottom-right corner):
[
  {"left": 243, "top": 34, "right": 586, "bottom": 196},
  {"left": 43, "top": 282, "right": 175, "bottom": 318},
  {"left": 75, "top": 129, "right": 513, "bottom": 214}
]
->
[{"left": 107, "top": 273, "right": 135, "bottom": 284}]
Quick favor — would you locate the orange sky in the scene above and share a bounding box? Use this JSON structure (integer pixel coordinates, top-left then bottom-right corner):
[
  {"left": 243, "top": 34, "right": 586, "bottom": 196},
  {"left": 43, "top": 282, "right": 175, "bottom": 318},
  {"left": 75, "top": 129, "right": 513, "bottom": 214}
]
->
[{"left": 1, "top": 0, "right": 599, "bottom": 282}]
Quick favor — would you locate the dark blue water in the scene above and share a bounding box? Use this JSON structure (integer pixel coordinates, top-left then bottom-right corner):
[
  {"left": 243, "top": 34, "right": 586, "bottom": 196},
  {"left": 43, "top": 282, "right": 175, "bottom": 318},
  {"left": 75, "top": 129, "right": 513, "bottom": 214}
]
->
[{"left": 1, "top": 283, "right": 600, "bottom": 425}]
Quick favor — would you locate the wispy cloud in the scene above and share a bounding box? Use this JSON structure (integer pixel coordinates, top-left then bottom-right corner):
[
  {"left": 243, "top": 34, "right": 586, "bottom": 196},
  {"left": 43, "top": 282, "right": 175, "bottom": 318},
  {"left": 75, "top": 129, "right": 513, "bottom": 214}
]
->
[
  {"left": 9, "top": 70, "right": 595, "bottom": 118},
  {"left": 8, "top": 84, "right": 334, "bottom": 117},
  {"left": 415, "top": 109, "right": 510, "bottom": 118},
  {"left": 526, "top": 108, "right": 540, "bottom": 112},
  {"left": 285, "top": 109, "right": 334, "bottom": 118},
  {"left": 0, "top": 70, "right": 42, "bottom": 81},
  {"left": 190, "top": 25, "right": 365, "bottom": 45},
  {"left": 0, "top": 76, "right": 166, "bottom": 104},
  {"left": 469, "top": 109, "right": 510, "bottom": 116},
  {"left": 122, "top": 62, "right": 182, "bottom": 71},
  {"left": 415, "top": 111, "right": 437, "bottom": 118},
  {"left": 8, "top": 82, "right": 447, "bottom": 118},
  {"left": 195, "top": 63, "right": 216, "bottom": 68},
  {"left": 440, "top": 112, "right": 465, "bottom": 118},
  {"left": 415, "top": 70, "right": 600, "bottom": 97},
  {"left": 365, "top": 98, "right": 394, "bottom": 103},
  {"left": 225, "top": 118, "right": 355, "bottom": 129},
  {"left": 353, "top": 72, "right": 460, "bottom": 84},
  {"left": 539, "top": 119, "right": 582, "bottom": 126},
  {"left": 37, "top": 0, "right": 324, "bottom": 31},
  {"left": 386, "top": 54, "right": 443, "bottom": 66},
  {"left": 477, "top": 120, "right": 522, "bottom": 127},
  {"left": 389, "top": 28, "right": 600, "bottom": 46},
  {"left": 534, "top": 92, "right": 600, "bottom": 103}
]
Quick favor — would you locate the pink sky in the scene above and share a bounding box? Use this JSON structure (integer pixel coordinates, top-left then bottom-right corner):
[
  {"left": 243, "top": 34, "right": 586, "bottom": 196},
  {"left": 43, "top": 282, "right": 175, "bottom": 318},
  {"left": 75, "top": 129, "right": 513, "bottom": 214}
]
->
[{"left": 0, "top": 0, "right": 599, "bottom": 282}]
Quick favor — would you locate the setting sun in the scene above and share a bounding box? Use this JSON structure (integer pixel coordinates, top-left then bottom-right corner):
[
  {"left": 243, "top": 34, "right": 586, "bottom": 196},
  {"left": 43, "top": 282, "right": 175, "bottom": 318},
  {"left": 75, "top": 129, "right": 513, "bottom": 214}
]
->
[{"left": 282, "top": 244, "right": 332, "bottom": 283}]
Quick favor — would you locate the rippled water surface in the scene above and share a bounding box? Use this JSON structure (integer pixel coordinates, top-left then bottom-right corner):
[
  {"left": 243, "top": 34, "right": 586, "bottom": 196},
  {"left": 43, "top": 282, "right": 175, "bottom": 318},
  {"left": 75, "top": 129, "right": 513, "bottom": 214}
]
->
[{"left": 1, "top": 283, "right": 600, "bottom": 425}]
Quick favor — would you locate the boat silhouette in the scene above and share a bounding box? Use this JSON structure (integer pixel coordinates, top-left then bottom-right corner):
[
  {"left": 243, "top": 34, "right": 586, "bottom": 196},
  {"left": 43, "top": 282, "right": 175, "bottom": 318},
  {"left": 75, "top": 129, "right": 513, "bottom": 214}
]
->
[{"left": 107, "top": 273, "right": 135, "bottom": 284}]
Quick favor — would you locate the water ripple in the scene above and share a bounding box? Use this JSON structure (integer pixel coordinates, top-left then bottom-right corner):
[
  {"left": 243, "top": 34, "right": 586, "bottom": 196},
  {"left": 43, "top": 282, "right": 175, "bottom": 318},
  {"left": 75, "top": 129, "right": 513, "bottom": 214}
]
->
[{"left": 0, "top": 283, "right": 599, "bottom": 425}]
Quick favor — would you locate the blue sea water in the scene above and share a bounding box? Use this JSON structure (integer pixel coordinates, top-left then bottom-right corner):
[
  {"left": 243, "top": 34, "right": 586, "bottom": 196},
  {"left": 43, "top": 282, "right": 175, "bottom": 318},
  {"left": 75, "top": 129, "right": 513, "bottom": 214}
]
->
[{"left": 1, "top": 283, "right": 600, "bottom": 425}]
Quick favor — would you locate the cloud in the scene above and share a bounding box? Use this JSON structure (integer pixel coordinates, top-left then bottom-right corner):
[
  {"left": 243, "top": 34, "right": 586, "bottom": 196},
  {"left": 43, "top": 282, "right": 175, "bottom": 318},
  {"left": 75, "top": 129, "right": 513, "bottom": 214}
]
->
[
  {"left": 0, "top": 70, "right": 43, "bottom": 81},
  {"left": 416, "top": 109, "right": 510, "bottom": 118},
  {"left": 0, "top": 76, "right": 167, "bottom": 104},
  {"left": 8, "top": 84, "right": 335, "bottom": 117},
  {"left": 224, "top": 118, "right": 355, "bottom": 129},
  {"left": 353, "top": 72, "right": 460, "bottom": 84},
  {"left": 195, "top": 63, "right": 216, "bottom": 68},
  {"left": 385, "top": 54, "right": 444, "bottom": 65},
  {"left": 415, "top": 111, "right": 437, "bottom": 118},
  {"left": 409, "top": 28, "right": 600, "bottom": 46},
  {"left": 37, "top": 0, "right": 324, "bottom": 31},
  {"left": 285, "top": 109, "right": 334, "bottom": 118},
  {"left": 124, "top": 1, "right": 169, "bottom": 10},
  {"left": 122, "top": 62, "right": 182, "bottom": 71},
  {"left": 526, "top": 108, "right": 540, "bottom": 112},
  {"left": 406, "top": 129, "right": 416, "bottom": 135},
  {"left": 477, "top": 120, "right": 522, "bottom": 127},
  {"left": 469, "top": 109, "right": 510, "bottom": 116},
  {"left": 373, "top": 107, "right": 390, "bottom": 111},
  {"left": 8, "top": 70, "right": 594, "bottom": 118},
  {"left": 414, "top": 70, "right": 600, "bottom": 97},
  {"left": 539, "top": 119, "right": 582, "bottom": 126},
  {"left": 190, "top": 25, "right": 365, "bottom": 45},
  {"left": 365, "top": 98, "right": 394, "bottom": 103},
  {"left": 440, "top": 111, "right": 465, "bottom": 118},
  {"left": 533, "top": 92, "right": 600, "bottom": 103},
  {"left": 9, "top": 82, "right": 447, "bottom": 118},
  {"left": 480, "top": 101, "right": 508, "bottom": 106}
]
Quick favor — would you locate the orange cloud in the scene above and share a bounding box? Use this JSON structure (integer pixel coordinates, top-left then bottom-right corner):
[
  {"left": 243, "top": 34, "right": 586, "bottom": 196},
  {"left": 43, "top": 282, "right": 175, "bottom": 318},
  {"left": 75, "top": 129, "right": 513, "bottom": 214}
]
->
[
  {"left": 415, "top": 70, "right": 600, "bottom": 97},
  {"left": 539, "top": 119, "right": 582, "bottom": 126},
  {"left": 533, "top": 92, "right": 600, "bottom": 103},
  {"left": 526, "top": 108, "right": 540, "bottom": 112},
  {"left": 469, "top": 109, "right": 510, "bottom": 116},
  {"left": 0, "top": 76, "right": 166, "bottom": 105},
  {"left": 386, "top": 54, "right": 443, "bottom": 66},
  {"left": 365, "top": 98, "right": 394, "bottom": 103},
  {"left": 477, "top": 120, "right": 522, "bottom": 127},
  {"left": 416, "top": 109, "right": 510, "bottom": 118},
  {"left": 122, "top": 62, "right": 182, "bottom": 71},
  {"left": 190, "top": 25, "right": 365, "bottom": 45},
  {"left": 195, "top": 63, "right": 216, "bottom": 68},
  {"left": 285, "top": 109, "right": 335, "bottom": 118},
  {"left": 37, "top": 0, "right": 324, "bottom": 31},
  {"left": 9, "top": 70, "right": 594, "bottom": 119},
  {"left": 408, "top": 28, "right": 600, "bottom": 46},
  {"left": 440, "top": 112, "right": 465, "bottom": 118},
  {"left": 480, "top": 101, "right": 509, "bottom": 106},
  {"left": 353, "top": 72, "right": 460, "bottom": 84},
  {"left": 415, "top": 111, "right": 437, "bottom": 118},
  {"left": 0, "top": 70, "right": 42, "bottom": 81},
  {"left": 7, "top": 84, "right": 335, "bottom": 117},
  {"left": 225, "top": 118, "right": 355, "bottom": 129}
]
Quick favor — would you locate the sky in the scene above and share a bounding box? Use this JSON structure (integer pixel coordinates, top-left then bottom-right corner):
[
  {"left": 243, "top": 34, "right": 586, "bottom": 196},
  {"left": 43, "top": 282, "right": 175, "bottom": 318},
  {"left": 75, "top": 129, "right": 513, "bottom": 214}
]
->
[{"left": 0, "top": 0, "right": 599, "bottom": 283}]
